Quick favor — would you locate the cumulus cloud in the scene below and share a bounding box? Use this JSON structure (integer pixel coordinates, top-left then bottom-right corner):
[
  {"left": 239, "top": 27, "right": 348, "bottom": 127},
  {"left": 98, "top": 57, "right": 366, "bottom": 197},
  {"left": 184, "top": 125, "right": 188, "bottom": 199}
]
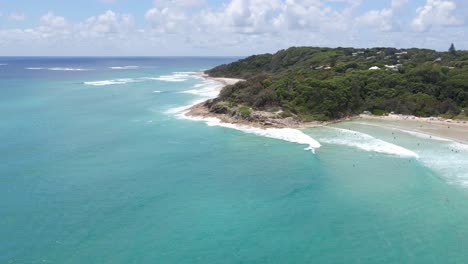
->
[
  {"left": 391, "top": 0, "right": 408, "bottom": 9},
  {"left": 356, "top": 8, "right": 394, "bottom": 31},
  {"left": 9, "top": 12, "right": 27, "bottom": 21},
  {"left": 80, "top": 10, "right": 134, "bottom": 36},
  {"left": 0, "top": 0, "right": 467, "bottom": 55},
  {"left": 411, "top": 0, "right": 464, "bottom": 32}
]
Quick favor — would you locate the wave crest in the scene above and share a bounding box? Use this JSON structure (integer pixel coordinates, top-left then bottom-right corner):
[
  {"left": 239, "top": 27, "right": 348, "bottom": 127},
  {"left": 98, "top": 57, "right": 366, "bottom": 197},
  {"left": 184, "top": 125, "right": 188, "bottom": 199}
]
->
[
  {"left": 320, "top": 127, "right": 419, "bottom": 158},
  {"left": 84, "top": 79, "right": 140, "bottom": 86}
]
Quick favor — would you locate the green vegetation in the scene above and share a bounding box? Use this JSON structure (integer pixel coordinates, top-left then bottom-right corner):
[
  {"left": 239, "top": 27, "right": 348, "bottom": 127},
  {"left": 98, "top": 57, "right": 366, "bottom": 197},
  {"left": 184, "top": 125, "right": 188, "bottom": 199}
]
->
[
  {"left": 238, "top": 106, "right": 252, "bottom": 117},
  {"left": 206, "top": 46, "right": 468, "bottom": 120}
]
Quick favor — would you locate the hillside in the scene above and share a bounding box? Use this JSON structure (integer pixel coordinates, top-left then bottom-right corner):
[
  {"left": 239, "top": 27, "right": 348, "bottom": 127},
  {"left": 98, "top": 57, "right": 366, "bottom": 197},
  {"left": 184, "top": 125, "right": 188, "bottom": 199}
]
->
[{"left": 205, "top": 47, "right": 468, "bottom": 121}]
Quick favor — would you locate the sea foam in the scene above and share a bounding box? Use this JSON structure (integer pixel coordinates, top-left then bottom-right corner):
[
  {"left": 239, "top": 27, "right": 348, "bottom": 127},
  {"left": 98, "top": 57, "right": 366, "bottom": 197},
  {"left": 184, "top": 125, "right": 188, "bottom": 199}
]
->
[
  {"left": 166, "top": 78, "right": 321, "bottom": 152},
  {"left": 84, "top": 78, "right": 140, "bottom": 86},
  {"left": 180, "top": 80, "right": 224, "bottom": 98},
  {"left": 418, "top": 141, "right": 468, "bottom": 186},
  {"left": 355, "top": 122, "right": 452, "bottom": 142},
  {"left": 151, "top": 72, "right": 195, "bottom": 82},
  {"left": 180, "top": 114, "right": 321, "bottom": 152},
  {"left": 320, "top": 127, "right": 419, "bottom": 158},
  {"left": 110, "top": 66, "right": 139, "bottom": 70},
  {"left": 26, "top": 67, "right": 90, "bottom": 71}
]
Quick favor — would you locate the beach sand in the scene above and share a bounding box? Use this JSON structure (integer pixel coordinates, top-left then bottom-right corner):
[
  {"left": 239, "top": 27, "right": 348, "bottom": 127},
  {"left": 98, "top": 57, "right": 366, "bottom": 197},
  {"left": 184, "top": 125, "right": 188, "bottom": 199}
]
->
[{"left": 359, "top": 114, "right": 468, "bottom": 144}]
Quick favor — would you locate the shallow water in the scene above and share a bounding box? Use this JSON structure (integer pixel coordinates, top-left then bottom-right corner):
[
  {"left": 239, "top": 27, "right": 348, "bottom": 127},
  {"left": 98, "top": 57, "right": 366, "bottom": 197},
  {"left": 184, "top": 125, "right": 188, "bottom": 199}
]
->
[{"left": 1, "top": 57, "right": 468, "bottom": 263}]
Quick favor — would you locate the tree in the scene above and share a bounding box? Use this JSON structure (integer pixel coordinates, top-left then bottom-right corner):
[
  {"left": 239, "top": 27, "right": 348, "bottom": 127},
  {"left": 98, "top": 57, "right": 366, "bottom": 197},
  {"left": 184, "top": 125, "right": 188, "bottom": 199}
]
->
[{"left": 449, "top": 43, "right": 456, "bottom": 55}]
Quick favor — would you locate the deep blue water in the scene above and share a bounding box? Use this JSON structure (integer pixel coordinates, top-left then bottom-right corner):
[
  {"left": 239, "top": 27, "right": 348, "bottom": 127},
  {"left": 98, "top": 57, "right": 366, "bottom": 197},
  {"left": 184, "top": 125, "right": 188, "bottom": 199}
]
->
[{"left": 1, "top": 57, "right": 468, "bottom": 263}]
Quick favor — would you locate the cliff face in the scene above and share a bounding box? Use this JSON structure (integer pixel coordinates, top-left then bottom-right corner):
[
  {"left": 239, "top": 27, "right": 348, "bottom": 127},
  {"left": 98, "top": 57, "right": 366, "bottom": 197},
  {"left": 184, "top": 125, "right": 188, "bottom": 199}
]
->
[{"left": 205, "top": 47, "right": 468, "bottom": 121}]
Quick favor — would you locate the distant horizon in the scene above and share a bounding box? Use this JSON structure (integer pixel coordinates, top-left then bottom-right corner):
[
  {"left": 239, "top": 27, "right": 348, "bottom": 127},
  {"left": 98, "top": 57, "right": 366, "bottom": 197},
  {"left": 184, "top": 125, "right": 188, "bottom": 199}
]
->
[{"left": 0, "top": 45, "right": 465, "bottom": 58}]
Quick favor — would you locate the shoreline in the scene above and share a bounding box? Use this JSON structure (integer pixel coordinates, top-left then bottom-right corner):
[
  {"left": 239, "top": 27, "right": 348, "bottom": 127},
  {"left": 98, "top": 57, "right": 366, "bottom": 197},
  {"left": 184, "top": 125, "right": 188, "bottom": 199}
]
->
[
  {"left": 188, "top": 72, "right": 356, "bottom": 129},
  {"left": 358, "top": 114, "right": 468, "bottom": 144},
  {"left": 187, "top": 73, "right": 468, "bottom": 143}
]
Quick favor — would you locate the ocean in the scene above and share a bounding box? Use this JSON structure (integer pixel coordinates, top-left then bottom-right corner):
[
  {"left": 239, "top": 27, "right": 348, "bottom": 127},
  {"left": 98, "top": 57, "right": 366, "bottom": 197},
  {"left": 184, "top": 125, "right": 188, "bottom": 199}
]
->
[{"left": 1, "top": 57, "right": 468, "bottom": 263}]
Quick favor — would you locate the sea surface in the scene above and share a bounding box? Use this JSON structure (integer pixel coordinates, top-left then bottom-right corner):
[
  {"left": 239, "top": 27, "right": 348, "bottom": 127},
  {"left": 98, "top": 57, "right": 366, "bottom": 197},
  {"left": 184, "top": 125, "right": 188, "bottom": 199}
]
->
[{"left": 1, "top": 57, "right": 468, "bottom": 263}]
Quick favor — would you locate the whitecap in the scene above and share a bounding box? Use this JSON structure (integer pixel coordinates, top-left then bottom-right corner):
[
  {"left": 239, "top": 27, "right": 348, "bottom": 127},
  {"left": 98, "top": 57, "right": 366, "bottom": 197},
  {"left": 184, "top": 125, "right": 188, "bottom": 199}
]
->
[
  {"left": 319, "top": 127, "right": 419, "bottom": 158},
  {"left": 153, "top": 90, "right": 162, "bottom": 93},
  {"left": 151, "top": 72, "right": 203, "bottom": 82},
  {"left": 48, "top": 67, "right": 89, "bottom": 71},
  {"left": 84, "top": 78, "right": 139, "bottom": 86},
  {"left": 110, "top": 66, "right": 139, "bottom": 70},
  {"left": 26, "top": 67, "right": 90, "bottom": 71}
]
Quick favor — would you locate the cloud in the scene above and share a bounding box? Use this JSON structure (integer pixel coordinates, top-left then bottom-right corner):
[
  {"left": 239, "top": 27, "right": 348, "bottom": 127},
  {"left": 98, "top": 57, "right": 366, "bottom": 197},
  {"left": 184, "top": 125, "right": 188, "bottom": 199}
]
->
[
  {"left": 0, "top": 0, "right": 467, "bottom": 55},
  {"left": 356, "top": 8, "right": 394, "bottom": 31},
  {"left": 411, "top": 0, "right": 464, "bottom": 32},
  {"left": 9, "top": 12, "right": 27, "bottom": 21},
  {"left": 391, "top": 0, "right": 408, "bottom": 9},
  {"left": 145, "top": 7, "right": 187, "bottom": 33},
  {"left": 80, "top": 10, "right": 134, "bottom": 36}
]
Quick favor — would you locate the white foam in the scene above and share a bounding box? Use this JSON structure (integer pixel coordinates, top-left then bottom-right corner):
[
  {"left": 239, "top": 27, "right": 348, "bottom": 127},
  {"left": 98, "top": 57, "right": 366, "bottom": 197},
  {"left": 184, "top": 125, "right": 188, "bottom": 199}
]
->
[
  {"left": 153, "top": 90, "right": 162, "bottom": 93},
  {"left": 26, "top": 67, "right": 90, "bottom": 71},
  {"left": 180, "top": 80, "right": 224, "bottom": 98},
  {"left": 164, "top": 73, "right": 320, "bottom": 152},
  {"left": 49, "top": 67, "right": 89, "bottom": 71},
  {"left": 165, "top": 99, "right": 206, "bottom": 115},
  {"left": 354, "top": 121, "right": 453, "bottom": 142},
  {"left": 320, "top": 127, "right": 419, "bottom": 158},
  {"left": 110, "top": 66, "right": 139, "bottom": 70},
  {"left": 84, "top": 78, "right": 139, "bottom": 86},
  {"left": 181, "top": 114, "right": 321, "bottom": 152},
  {"left": 391, "top": 128, "right": 452, "bottom": 142},
  {"left": 0, "top": 64, "right": 7, "bottom": 66},
  {"left": 151, "top": 72, "right": 203, "bottom": 82},
  {"left": 418, "top": 141, "right": 468, "bottom": 186},
  {"left": 451, "top": 142, "right": 468, "bottom": 152}
]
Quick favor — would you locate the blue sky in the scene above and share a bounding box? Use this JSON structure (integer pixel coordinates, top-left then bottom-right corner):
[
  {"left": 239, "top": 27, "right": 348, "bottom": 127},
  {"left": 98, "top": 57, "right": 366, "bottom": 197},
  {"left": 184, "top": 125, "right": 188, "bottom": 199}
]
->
[{"left": 0, "top": 0, "right": 466, "bottom": 56}]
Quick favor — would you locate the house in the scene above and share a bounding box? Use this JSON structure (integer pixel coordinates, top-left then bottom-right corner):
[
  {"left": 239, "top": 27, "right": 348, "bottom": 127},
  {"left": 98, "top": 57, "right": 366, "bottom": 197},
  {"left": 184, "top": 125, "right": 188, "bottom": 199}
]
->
[
  {"left": 366, "top": 56, "right": 376, "bottom": 60},
  {"left": 433, "top": 57, "right": 442, "bottom": 62},
  {"left": 384, "top": 64, "right": 402, "bottom": 71},
  {"left": 369, "top": 66, "right": 380, "bottom": 70},
  {"left": 395, "top": 51, "right": 408, "bottom": 55},
  {"left": 352, "top": 51, "right": 365, "bottom": 56}
]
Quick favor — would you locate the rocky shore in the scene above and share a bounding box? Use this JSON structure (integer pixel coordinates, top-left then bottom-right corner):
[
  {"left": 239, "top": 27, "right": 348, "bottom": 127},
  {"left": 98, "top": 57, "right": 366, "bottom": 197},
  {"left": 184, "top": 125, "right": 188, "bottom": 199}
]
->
[{"left": 186, "top": 98, "right": 357, "bottom": 129}]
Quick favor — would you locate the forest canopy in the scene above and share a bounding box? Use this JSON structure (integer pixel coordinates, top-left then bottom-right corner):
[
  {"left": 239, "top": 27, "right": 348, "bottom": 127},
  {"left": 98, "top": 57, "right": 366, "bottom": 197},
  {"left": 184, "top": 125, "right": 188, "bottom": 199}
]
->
[{"left": 206, "top": 46, "right": 468, "bottom": 121}]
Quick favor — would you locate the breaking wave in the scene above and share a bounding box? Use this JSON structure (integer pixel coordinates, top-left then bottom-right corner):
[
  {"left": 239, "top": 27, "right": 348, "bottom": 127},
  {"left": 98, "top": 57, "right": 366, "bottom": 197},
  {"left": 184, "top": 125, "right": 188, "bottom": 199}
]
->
[
  {"left": 109, "top": 66, "right": 139, "bottom": 70},
  {"left": 166, "top": 77, "right": 321, "bottom": 152},
  {"left": 319, "top": 127, "right": 419, "bottom": 158},
  {"left": 180, "top": 79, "right": 224, "bottom": 98},
  {"left": 84, "top": 79, "right": 141, "bottom": 86},
  {"left": 150, "top": 72, "right": 202, "bottom": 82},
  {"left": 26, "top": 67, "right": 90, "bottom": 71},
  {"left": 179, "top": 113, "right": 321, "bottom": 152}
]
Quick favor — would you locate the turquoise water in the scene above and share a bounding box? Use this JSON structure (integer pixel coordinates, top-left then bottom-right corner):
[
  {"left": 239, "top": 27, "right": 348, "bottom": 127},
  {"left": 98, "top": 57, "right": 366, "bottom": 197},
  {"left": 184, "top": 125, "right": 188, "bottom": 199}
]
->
[{"left": 1, "top": 58, "right": 468, "bottom": 263}]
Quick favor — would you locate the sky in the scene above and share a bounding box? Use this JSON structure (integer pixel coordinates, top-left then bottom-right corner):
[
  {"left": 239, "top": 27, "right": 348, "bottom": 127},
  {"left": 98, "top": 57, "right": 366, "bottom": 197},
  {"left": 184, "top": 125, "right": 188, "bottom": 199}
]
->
[{"left": 0, "top": 0, "right": 467, "bottom": 56}]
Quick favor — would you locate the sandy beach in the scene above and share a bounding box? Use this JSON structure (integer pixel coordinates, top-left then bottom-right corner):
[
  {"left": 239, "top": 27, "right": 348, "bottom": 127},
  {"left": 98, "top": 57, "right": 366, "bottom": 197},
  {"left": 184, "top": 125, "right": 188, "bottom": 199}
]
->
[{"left": 358, "top": 114, "right": 468, "bottom": 144}]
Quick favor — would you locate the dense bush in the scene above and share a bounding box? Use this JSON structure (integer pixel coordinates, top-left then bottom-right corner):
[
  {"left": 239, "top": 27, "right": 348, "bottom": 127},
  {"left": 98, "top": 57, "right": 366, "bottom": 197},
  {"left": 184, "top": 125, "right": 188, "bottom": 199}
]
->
[{"left": 208, "top": 46, "right": 468, "bottom": 120}]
